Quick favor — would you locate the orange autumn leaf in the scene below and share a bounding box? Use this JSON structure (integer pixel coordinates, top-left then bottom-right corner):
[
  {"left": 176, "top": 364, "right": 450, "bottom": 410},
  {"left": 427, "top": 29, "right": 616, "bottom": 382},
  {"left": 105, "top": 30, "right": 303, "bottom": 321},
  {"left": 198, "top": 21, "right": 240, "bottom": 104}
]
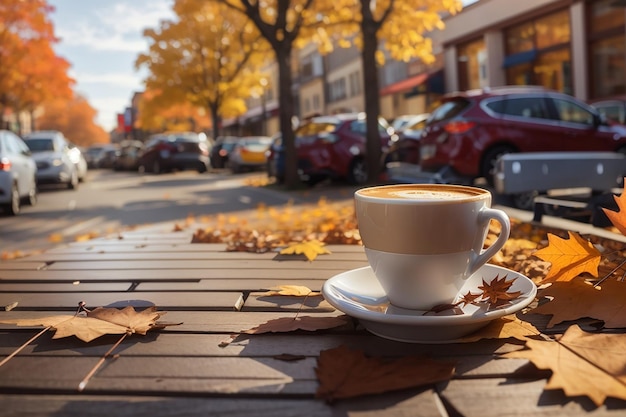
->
[
  {"left": 241, "top": 315, "right": 352, "bottom": 334},
  {"left": 461, "top": 316, "right": 540, "bottom": 342},
  {"left": 602, "top": 182, "right": 626, "bottom": 235},
  {"left": 315, "top": 345, "right": 455, "bottom": 402},
  {"left": 533, "top": 231, "right": 601, "bottom": 283},
  {"left": 280, "top": 240, "right": 331, "bottom": 261},
  {"left": 262, "top": 285, "right": 321, "bottom": 297},
  {"left": 530, "top": 279, "right": 626, "bottom": 328},
  {"left": 504, "top": 326, "right": 626, "bottom": 406}
]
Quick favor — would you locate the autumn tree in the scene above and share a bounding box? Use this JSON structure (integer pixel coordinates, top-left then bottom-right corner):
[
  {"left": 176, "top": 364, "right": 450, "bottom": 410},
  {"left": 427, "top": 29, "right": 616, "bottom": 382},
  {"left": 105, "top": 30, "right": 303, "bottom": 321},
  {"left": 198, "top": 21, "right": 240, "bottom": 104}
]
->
[
  {"left": 0, "top": 0, "right": 74, "bottom": 132},
  {"left": 320, "top": 0, "right": 462, "bottom": 183},
  {"left": 221, "top": 0, "right": 331, "bottom": 189},
  {"left": 136, "top": 89, "right": 212, "bottom": 133},
  {"left": 36, "top": 94, "right": 109, "bottom": 146},
  {"left": 136, "top": 0, "right": 269, "bottom": 140}
]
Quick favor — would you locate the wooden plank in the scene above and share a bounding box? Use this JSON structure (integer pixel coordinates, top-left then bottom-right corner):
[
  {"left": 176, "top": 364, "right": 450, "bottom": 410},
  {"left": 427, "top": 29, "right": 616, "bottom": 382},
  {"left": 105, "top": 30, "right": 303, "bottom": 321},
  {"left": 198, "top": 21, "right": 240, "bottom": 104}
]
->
[
  {"left": 0, "top": 282, "right": 131, "bottom": 292},
  {"left": 45, "top": 259, "right": 369, "bottom": 271},
  {"left": 0, "top": 291, "right": 244, "bottom": 311},
  {"left": 0, "top": 261, "right": 47, "bottom": 270},
  {"left": 0, "top": 268, "right": 350, "bottom": 281},
  {"left": 0, "top": 390, "right": 445, "bottom": 417},
  {"left": 18, "top": 251, "right": 368, "bottom": 262},
  {"left": 135, "top": 278, "right": 328, "bottom": 292}
]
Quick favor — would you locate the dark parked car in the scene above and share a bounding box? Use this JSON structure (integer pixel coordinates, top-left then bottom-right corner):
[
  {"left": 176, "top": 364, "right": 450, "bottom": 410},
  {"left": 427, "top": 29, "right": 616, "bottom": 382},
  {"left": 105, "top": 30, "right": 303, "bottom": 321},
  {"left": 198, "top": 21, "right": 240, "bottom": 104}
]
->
[
  {"left": 84, "top": 144, "right": 116, "bottom": 169},
  {"left": 113, "top": 140, "right": 143, "bottom": 171},
  {"left": 290, "top": 113, "right": 395, "bottom": 185},
  {"left": 384, "top": 113, "right": 430, "bottom": 166},
  {"left": 419, "top": 86, "right": 626, "bottom": 184},
  {"left": 137, "top": 132, "right": 209, "bottom": 174},
  {"left": 590, "top": 97, "right": 626, "bottom": 125},
  {"left": 22, "top": 130, "right": 79, "bottom": 189},
  {"left": 266, "top": 134, "right": 284, "bottom": 183},
  {"left": 0, "top": 130, "right": 37, "bottom": 215},
  {"left": 209, "top": 136, "right": 239, "bottom": 169}
]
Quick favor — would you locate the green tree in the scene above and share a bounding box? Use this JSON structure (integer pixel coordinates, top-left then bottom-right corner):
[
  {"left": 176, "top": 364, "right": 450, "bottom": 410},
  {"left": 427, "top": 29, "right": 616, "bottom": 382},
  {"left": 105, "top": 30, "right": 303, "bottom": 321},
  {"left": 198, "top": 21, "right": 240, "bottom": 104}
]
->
[{"left": 136, "top": 0, "right": 269, "bottom": 140}]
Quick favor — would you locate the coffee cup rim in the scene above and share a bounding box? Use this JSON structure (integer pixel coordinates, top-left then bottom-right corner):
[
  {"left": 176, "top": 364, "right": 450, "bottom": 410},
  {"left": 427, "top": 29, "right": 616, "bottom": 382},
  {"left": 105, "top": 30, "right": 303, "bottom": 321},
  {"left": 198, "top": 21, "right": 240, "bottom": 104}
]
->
[{"left": 355, "top": 184, "right": 489, "bottom": 204}]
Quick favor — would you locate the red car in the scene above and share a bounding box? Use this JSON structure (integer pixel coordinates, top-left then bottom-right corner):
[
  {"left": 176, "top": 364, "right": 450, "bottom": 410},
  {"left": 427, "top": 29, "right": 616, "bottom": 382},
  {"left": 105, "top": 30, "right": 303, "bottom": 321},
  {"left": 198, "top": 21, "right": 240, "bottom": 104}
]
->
[
  {"left": 419, "top": 86, "right": 626, "bottom": 184},
  {"left": 293, "top": 113, "right": 395, "bottom": 185}
]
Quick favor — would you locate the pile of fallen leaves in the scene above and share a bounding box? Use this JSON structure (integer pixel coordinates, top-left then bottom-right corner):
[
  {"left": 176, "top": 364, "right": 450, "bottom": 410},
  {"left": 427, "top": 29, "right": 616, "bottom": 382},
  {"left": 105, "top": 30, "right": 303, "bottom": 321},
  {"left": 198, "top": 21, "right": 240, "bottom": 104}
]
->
[{"left": 190, "top": 197, "right": 361, "bottom": 252}]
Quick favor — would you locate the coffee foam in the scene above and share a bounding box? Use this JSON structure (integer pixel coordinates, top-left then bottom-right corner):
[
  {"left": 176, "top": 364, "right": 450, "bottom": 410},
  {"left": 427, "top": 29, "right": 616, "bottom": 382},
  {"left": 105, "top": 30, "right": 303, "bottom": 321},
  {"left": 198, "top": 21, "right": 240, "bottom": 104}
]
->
[{"left": 388, "top": 189, "right": 470, "bottom": 200}]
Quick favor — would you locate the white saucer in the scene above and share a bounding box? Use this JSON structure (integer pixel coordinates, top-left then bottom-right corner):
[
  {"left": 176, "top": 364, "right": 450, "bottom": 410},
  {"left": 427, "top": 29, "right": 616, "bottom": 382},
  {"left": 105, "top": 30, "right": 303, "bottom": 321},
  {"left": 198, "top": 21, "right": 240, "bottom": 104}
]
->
[{"left": 322, "top": 264, "right": 537, "bottom": 343}]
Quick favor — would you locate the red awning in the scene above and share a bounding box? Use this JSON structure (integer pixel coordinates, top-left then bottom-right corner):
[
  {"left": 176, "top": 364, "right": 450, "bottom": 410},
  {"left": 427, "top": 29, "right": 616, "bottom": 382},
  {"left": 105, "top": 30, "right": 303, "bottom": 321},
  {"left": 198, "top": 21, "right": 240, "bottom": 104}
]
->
[{"left": 379, "top": 73, "right": 428, "bottom": 97}]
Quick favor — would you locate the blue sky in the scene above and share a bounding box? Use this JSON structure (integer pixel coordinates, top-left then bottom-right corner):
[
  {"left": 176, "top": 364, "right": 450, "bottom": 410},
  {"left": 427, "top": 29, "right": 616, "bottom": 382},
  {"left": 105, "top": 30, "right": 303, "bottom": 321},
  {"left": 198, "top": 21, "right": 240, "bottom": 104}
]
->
[{"left": 48, "top": 0, "right": 478, "bottom": 133}]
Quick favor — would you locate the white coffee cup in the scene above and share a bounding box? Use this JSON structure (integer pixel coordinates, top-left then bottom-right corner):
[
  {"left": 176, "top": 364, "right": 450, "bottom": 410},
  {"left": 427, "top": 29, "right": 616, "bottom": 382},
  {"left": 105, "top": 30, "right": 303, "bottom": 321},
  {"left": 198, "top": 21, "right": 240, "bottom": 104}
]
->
[{"left": 354, "top": 184, "right": 510, "bottom": 310}]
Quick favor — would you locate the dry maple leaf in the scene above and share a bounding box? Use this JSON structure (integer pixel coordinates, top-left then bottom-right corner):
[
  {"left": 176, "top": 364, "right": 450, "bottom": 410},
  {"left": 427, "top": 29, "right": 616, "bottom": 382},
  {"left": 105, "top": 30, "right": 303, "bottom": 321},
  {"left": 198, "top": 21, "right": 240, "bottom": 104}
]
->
[
  {"left": 315, "top": 345, "right": 456, "bottom": 402},
  {"left": 530, "top": 279, "right": 626, "bottom": 328},
  {"left": 533, "top": 231, "right": 601, "bottom": 283},
  {"left": 0, "top": 306, "right": 178, "bottom": 342},
  {"left": 241, "top": 315, "right": 352, "bottom": 334},
  {"left": 602, "top": 183, "right": 626, "bottom": 235},
  {"left": 461, "top": 316, "right": 540, "bottom": 342},
  {"left": 477, "top": 274, "right": 521, "bottom": 307},
  {"left": 504, "top": 325, "right": 626, "bottom": 406},
  {"left": 261, "top": 285, "right": 321, "bottom": 297},
  {"left": 279, "top": 240, "right": 331, "bottom": 261}
]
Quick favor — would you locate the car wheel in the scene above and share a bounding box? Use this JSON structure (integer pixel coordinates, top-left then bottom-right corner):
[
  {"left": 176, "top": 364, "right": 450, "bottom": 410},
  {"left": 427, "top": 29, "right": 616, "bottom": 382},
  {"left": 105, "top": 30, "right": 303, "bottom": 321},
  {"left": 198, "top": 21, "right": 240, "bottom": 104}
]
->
[
  {"left": 25, "top": 185, "right": 37, "bottom": 206},
  {"left": 481, "top": 146, "right": 516, "bottom": 186},
  {"left": 68, "top": 171, "right": 79, "bottom": 189},
  {"left": 4, "top": 183, "right": 20, "bottom": 215},
  {"left": 347, "top": 157, "right": 368, "bottom": 185}
]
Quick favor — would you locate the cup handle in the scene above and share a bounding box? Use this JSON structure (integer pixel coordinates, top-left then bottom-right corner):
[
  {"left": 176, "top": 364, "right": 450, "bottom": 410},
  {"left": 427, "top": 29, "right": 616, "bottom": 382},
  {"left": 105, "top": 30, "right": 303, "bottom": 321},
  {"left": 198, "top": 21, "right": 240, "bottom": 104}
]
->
[{"left": 468, "top": 207, "right": 511, "bottom": 275}]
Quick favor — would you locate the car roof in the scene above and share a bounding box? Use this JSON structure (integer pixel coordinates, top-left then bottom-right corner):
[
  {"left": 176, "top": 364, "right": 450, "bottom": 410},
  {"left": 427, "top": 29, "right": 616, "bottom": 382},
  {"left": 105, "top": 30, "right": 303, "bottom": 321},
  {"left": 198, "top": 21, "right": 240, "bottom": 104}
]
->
[{"left": 443, "top": 85, "right": 552, "bottom": 100}]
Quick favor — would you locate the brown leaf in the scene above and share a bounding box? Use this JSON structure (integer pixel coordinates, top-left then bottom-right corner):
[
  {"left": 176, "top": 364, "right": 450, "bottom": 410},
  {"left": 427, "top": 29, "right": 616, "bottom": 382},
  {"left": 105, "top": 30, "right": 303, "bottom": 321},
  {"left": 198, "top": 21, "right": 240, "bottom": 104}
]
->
[
  {"left": 461, "top": 315, "right": 541, "bottom": 342},
  {"left": 261, "top": 285, "right": 321, "bottom": 297},
  {"left": 504, "top": 326, "right": 626, "bottom": 406},
  {"left": 530, "top": 279, "right": 626, "bottom": 328},
  {"left": 477, "top": 274, "right": 521, "bottom": 306},
  {"left": 315, "top": 345, "right": 455, "bottom": 402},
  {"left": 0, "top": 306, "right": 178, "bottom": 342},
  {"left": 533, "top": 232, "right": 601, "bottom": 283},
  {"left": 241, "top": 315, "right": 351, "bottom": 334}
]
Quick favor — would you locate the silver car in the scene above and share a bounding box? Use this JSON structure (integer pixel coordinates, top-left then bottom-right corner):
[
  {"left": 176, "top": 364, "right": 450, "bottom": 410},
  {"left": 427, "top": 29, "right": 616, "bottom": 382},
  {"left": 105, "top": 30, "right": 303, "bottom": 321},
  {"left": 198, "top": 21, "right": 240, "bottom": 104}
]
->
[
  {"left": 22, "top": 130, "right": 79, "bottom": 189},
  {"left": 0, "top": 130, "right": 37, "bottom": 215}
]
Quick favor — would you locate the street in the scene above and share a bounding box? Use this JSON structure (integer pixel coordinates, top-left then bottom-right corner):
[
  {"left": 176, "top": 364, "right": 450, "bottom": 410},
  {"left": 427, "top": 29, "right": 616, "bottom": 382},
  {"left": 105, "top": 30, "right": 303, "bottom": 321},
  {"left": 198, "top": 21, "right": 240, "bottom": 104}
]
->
[{"left": 0, "top": 169, "right": 357, "bottom": 256}]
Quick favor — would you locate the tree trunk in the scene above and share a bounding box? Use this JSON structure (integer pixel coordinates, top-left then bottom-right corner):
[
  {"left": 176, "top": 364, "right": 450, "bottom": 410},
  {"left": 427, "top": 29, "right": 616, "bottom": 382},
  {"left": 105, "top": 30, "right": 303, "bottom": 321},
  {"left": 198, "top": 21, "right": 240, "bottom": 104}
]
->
[
  {"left": 360, "top": 1, "right": 383, "bottom": 184},
  {"left": 210, "top": 104, "right": 220, "bottom": 141},
  {"left": 275, "top": 43, "right": 298, "bottom": 189}
]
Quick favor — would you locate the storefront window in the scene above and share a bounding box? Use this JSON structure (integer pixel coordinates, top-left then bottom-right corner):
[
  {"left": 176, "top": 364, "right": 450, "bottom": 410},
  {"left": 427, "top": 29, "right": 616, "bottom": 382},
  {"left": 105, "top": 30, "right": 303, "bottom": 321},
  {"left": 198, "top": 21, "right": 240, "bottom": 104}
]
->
[
  {"left": 457, "top": 38, "right": 486, "bottom": 91},
  {"left": 504, "top": 9, "right": 572, "bottom": 93},
  {"left": 588, "top": 0, "right": 626, "bottom": 98}
]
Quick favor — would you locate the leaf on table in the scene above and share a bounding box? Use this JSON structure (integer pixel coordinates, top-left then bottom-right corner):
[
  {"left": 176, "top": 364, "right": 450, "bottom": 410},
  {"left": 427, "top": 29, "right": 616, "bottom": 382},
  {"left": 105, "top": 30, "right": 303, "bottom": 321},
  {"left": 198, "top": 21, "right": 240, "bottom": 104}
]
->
[
  {"left": 261, "top": 285, "right": 321, "bottom": 297},
  {"left": 602, "top": 184, "right": 626, "bottom": 235},
  {"left": 533, "top": 231, "right": 601, "bottom": 283},
  {"left": 241, "top": 315, "right": 351, "bottom": 334},
  {"left": 529, "top": 279, "right": 626, "bottom": 328},
  {"left": 315, "top": 345, "right": 455, "bottom": 402},
  {"left": 0, "top": 306, "right": 179, "bottom": 342},
  {"left": 279, "top": 240, "right": 331, "bottom": 261},
  {"left": 504, "top": 326, "right": 626, "bottom": 406},
  {"left": 461, "top": 315, "right": 541, "bottom": 342}
]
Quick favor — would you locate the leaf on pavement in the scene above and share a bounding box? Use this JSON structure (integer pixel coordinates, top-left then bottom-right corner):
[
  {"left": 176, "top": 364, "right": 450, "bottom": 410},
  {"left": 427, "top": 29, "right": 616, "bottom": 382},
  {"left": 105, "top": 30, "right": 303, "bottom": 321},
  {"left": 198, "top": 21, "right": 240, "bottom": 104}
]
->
[
  {"left": 315, "top": 345, "right": 456, "bottom": 402},
  {"left": 529, "top": 279, "right": 626, "bottom": 328},
  {"left": 504, "top": 326, "right": 626, "bottom": 406},
  {"left": 602, "top": 183, "right": 626, "bottom": 235},
  {"left": 241, "top": 315, "right": 351, "bottom": 334},
  {"left": 0, "top": 306, "right": 179, "bottom": 342},
  {"left": 533, "top": 231, "right": 601, "bottom": 283},
  {"left": 279, "top": 240, "right": 331, "bottom": 261},
  {"left": 261, "top": 285, "right": 321, "bottom": 297}
]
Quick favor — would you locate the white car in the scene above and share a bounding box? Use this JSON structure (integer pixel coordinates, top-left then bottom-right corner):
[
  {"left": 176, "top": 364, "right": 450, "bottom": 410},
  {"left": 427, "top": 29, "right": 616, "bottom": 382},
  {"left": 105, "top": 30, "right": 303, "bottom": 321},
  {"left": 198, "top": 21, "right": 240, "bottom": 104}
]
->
[
  {"left": 0, "top": 130, "right": 37, "bottom": 215},
  {"left": 22, "top": 130, "right": 79, "bottom": 189}
]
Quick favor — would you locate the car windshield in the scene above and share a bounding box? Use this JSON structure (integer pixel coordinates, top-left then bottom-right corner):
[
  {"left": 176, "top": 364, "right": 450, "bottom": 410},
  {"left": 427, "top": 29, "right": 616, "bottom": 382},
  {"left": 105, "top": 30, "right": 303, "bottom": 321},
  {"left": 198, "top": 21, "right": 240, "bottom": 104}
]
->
[
  {"left": 427, "top": 99, "right": 470, "bottom": 124},
  {"left": 24, "top": 138, "right": 54, "bottom": 152}
]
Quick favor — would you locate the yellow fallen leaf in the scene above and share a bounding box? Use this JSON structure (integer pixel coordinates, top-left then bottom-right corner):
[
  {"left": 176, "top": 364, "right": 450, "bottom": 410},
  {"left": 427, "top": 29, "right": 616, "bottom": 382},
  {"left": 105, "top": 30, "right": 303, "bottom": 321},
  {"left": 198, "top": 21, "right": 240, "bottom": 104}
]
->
[
  {"left": 280, "top": 240, "right": 331, "bottom": 261},
  {"left": 263, "top": 285, "right": 321, "bottom": 297}
]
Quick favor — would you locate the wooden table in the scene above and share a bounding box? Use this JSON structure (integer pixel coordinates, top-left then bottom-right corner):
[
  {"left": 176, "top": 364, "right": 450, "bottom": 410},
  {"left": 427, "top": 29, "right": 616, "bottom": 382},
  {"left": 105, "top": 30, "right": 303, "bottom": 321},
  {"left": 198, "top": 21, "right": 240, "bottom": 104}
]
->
[{"left": 1, "top": 222, "right": 625, "bottom": 416}]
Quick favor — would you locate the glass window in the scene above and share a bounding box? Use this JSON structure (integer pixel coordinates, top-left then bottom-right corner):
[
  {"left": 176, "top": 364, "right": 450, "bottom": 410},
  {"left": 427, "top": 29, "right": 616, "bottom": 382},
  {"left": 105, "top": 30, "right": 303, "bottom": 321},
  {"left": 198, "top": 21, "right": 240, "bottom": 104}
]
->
[
  {"left": 593, "top": 101, "right": 626, "bottom": 124},
  {"left": 485, "top": 97, "right": 549, "bottom": 119},
  {"left": 590, "top": 35, "right": 626, "bottom": 97},
  {"left": 535, "top": 11, "right": 570, "bottom": 50},
  {"left": 506, "top": 21, "right": 535, "bottom": 54},
  {"left": 552, "top": 98, "right": 595, "bottom": 125},
  {"left": 457, "top": 38, "right": 487, "bottom": 91},
  {"left": 428, "top": 99, "right": 470, "bottom": 124},
  {"left": 589, "top": 0, "right": 625, "bottom": 34}
]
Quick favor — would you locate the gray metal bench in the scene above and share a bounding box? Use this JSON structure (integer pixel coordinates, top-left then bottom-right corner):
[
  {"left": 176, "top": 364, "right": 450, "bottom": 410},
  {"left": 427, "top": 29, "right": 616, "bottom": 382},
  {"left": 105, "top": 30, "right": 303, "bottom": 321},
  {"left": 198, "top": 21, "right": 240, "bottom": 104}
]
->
[{"left": 493, "top": 152, "right": 626, "bottom": 224}]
